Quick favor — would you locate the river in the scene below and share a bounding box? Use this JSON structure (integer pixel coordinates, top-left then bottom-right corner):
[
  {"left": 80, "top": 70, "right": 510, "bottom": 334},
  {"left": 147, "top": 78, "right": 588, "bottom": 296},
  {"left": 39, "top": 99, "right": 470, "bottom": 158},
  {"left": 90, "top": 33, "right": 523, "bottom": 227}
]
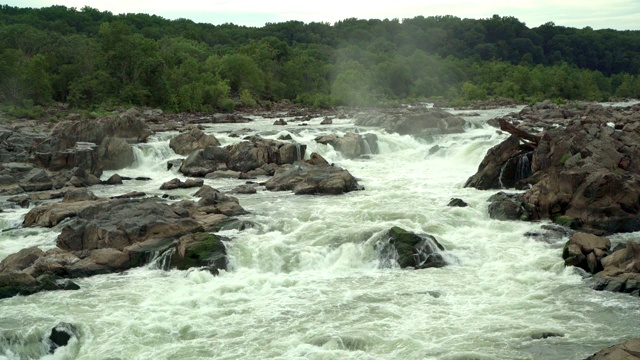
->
[{"left": 1, "top": 105, "right": 639, "bottom": 360}]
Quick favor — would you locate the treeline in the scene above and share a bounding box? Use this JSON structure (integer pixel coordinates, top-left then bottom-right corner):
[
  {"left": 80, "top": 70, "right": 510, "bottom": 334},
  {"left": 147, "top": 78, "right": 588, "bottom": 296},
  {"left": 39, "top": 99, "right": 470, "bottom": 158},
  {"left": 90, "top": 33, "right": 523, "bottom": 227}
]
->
[{"left": 0, "top": 5, "right": 639, "bottom": 114}]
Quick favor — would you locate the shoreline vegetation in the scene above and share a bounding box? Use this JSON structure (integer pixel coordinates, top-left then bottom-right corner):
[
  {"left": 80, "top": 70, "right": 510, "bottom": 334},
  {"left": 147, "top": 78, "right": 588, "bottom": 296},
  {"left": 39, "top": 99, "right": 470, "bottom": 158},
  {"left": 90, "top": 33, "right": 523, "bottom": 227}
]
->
[{"left": 0, "top": 5, "right": 639, "bottom": 118}]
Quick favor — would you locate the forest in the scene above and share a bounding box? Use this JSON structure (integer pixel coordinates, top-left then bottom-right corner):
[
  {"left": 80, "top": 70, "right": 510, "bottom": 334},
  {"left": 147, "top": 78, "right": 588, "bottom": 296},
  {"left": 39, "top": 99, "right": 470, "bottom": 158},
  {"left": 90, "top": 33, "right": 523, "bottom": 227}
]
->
[{"left": 1, "top": 5, "right": 639, "bottom": 116}]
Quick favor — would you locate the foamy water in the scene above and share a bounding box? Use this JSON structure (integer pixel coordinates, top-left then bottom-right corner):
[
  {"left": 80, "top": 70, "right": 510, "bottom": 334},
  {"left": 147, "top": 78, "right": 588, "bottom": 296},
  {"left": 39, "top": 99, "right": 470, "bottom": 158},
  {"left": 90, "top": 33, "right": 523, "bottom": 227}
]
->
[{"left": 1, "top": 107, "right": 639, "bottom": 360}]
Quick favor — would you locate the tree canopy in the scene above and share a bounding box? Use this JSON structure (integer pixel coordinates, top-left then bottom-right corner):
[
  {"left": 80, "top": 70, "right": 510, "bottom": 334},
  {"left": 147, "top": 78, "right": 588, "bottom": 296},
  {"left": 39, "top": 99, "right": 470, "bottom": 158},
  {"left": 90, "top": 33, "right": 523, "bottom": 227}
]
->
[{"left": 0, "top": 5, "right": 638, "bottom": 113}]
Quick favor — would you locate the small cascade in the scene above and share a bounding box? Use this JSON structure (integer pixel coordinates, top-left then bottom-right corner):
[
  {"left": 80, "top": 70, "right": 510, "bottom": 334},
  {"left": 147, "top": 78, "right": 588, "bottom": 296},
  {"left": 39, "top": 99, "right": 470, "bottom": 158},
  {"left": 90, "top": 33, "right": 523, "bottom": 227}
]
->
[
  {"left": 147, "top": 248, "right": 175, "bottom": 271},
  {"left": 498, "top": 161, "right": 508, "bottom": 189},
  {"left": 360, "top": 138, "right": 372, "bottom": 155},
  {"left": 295, "top": 144, "right": 302, "bottom": 161},
  {"left": 515, "top": 152, "right": 533, "bottom": 182}
]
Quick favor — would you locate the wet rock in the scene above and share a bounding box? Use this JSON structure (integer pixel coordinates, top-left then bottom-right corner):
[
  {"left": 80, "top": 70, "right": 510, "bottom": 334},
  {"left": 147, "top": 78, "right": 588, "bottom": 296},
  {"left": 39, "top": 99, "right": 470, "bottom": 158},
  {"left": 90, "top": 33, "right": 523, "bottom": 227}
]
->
[
  {"left": 23, "top": 198, "right": 105, "bottom": 228},
  {"left": 273, "top": 119, "right": 287, "bottom": 126},
  {"left": 226, "top": 138, "right": 306, "bottom": 173},
  {"left": 179, "top": 146, "right": 229, "bottom": 177},
  {"left": 62, "top": 189, "right": 98, "bottom": 203},
  {"left": 530, "top": 332, "right": 564, "bottom": 340},
  {"left": 169, "top": 128, "right": 220, "bottom": 156},
  {"left": 98, "top": 137, "right": 134, "bottom": 170},
  {"left": 315, "top": 132, "right": 378, "bottom": 159},
  {"left": 103, "top": 173, "right": 123, "bottom": 185},
  {"left": 170, "top": 233, "right": 228, "bottom": 273},
  {"left": 47, "top": 323, "right": 78, "bottom": 354},
  {"left": 320, "top": 118, "right": 333, "bottom": 125},
  {"left": 465, "top": 135, "right": 533, "bottom": 190},
  {"left": 379, "top": 226, "right": 448, "bottom": 269},
  {"left": 55, "top": 198, "right": 203, "bottom": 252},
  {"left": 562, "top": 232, "right": 611, "bottom": 274},
  {"left": 159, "top": 178, "right": 204, "bottom": 190},
  {"left": 0, "top": 246, "right": 45, "bottom": 273},
  {"left": 355, "top": 108, "right": 466, "bottom": 137},
  {"left": 7, "top": 194, "right": 30, "bottom": 208},
  {"left": 265, "top": 161, "right": 361, "bottom": 195},
  {"left": 233, "top": 184, "right": 257, "bottom": 194},
  {"left": 448, "top": 198, "right": 468, "bottom": 207},
  {"left": 583, "top": 338, "right": 640, "bottom": 360},
  {"left": 487, "top": 192, "right": 529, "bottom": 221}
]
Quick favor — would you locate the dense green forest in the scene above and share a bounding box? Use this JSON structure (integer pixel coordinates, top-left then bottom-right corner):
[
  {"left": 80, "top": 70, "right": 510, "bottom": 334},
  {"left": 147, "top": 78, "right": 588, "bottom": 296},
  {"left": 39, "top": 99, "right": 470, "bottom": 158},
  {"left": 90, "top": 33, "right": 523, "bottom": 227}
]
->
[{"left": 1, "top": 5, "right": 639, "bottom": 116}]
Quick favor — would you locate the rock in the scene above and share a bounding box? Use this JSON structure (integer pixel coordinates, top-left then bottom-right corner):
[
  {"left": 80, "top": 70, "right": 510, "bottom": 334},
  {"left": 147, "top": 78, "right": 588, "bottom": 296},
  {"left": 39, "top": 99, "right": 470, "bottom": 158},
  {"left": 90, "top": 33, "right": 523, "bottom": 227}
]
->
[
  {"left": 320, "top": 118, "right": 333, "bottom": 125},
  {"left": 196, "top": 193, "right": 246, "bottom": 216},
  {"left": 273, "top": 119, "right": 287, "bottom": 126},
  {"left": 170, "top": 233, "right": 228, "bottom": 274},
  {"left": 0, "top": 247, "right": 44, "bottom": 273},
  {"left": 448, "top": 198, "right": 468, "bottom": 207},
  {"left": 7, "top": 194, "right": 29, "bottom": 208},
  {"left": 265, "top": 161, "right": 361, "bottom": 195},
  {"left": 562, "top": 232, "right": 611, "bottom": 274},
  {"left": 47, "top": 323, "right": 78, "bottom": 354},
  {"left": 487, "top": 192, "right": 529, "bottom": 221},
  {"left": 194, "top": 185, "right": 220, "bottom": 198},
  {"left": 19, "top": 168, "right": 53, "bottom": 192},
  {"left": 159, "top": 178, "right": 204, "bottom": 190},
  {"left": 103, "top": 173, "right": 123, "bottom": 185},
  {"left": 169, "top": 128, "right": 220, "bottom": 156},
  {"left": 530, "top": 332, "right": 564, "bottom": 340},
  {"left": 98, "top": 137, "right": 134, "bottom": 170},
  {"left": 378, "top": 226, "right": 447, "bottom": 269},
  {"left": 179, "top": 146, "right": 229, "bottom": 177},
  {"left": 226, "top": 138, "right": 306, "bottom": 173},
  {"left": 62, "top": 189, "right": 98, "bottom": 203},
  {"left": 23, "top": 198, "right": 105, "bottom": 227},
  {"left": 465, "top": 135, "right": 533, "bottom": 190},
  {"left": 583, "top": 338, "right": 640, "bottom": 360},
  {"left": 0, "top": 272, "right": 78, "bottom": 299},
  {"left": 315, "top": 132, "right": 378, "bottom": 159},
  {"left": 306, "top": 152, "right": 329, "bottom": 166},
  {"left": 55, "top": 198, "right": 203, "bottom": 252},
  {"left": 354, "top": 108, "right": 466, "bottom": 137}
]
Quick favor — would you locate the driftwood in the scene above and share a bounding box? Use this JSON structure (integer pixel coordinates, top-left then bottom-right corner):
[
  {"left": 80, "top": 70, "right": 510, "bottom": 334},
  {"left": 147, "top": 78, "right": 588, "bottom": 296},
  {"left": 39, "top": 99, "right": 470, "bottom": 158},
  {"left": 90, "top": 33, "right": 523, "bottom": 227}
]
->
[{"left": 499, "top": 118, "right": 541, "bottom": 146}]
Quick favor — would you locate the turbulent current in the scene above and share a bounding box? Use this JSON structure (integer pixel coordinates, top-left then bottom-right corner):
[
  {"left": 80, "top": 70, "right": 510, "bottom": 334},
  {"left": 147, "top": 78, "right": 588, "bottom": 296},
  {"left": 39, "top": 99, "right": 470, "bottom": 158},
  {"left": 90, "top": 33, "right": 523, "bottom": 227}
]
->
[{"left": 1, "top": 107, "right": 639, "bottom": 360}]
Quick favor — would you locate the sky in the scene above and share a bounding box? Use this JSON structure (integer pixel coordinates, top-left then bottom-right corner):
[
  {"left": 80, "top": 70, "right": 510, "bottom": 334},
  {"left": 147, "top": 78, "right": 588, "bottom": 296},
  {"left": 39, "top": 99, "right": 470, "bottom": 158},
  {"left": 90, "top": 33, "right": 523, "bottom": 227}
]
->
[{"left": 4, "top": 0, "right": 640, "bottom": 30}]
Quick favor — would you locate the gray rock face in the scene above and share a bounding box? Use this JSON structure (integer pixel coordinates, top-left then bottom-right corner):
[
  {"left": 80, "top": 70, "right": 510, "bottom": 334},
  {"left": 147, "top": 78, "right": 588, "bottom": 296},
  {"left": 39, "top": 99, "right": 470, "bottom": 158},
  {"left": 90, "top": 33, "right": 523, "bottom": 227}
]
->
[
  {"left": 465, "top": 135, "right": 532, "bottom": 190},
  {"left": 169, "top": 128, "right": 220, "bottom": 156},
  {"left": 562, "top": 232, "right": 611, "bottom": 274},
  {"left": 487, "top": 192, "right": 530, "bottom": 221},
  {"left": 160, "top": 178, "right": 204, "bottom": 190},
  {"left": 264, "top": 160, "right": 360, "bottom": 195}
]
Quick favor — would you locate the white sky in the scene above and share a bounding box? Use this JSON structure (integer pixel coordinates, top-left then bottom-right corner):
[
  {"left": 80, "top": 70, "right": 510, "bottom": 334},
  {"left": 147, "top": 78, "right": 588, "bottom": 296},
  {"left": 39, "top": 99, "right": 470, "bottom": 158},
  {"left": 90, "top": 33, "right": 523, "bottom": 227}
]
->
[{"left": 4, "top": 0, "right": 640, "bottom": 30}]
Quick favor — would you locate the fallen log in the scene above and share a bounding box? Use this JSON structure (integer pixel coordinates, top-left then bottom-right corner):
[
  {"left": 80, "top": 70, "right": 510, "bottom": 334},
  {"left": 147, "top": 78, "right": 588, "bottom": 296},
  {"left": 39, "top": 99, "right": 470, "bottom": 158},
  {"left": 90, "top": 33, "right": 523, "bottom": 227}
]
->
[{"left": 499, "top": 118, "right": 541, "bottom": 146}]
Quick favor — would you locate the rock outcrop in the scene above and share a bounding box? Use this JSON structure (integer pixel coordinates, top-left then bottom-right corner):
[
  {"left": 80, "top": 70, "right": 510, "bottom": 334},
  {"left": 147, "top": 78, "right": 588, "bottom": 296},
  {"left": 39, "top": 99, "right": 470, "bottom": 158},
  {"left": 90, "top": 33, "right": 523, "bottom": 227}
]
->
[
  {"left": 264, "top": 158, "right": 361, "bottom": 195},
  {"left": 169, "top": 128, "right": 220, "bottom": 156},
  {"left": 584, "top": 338, "right": 640, "bottom": 360},
  {"left": 315, "top": 131, "right": 378, "bottom": 158},
  {"left": 355, "top": 108, "right": 466, "bottom": 137}
]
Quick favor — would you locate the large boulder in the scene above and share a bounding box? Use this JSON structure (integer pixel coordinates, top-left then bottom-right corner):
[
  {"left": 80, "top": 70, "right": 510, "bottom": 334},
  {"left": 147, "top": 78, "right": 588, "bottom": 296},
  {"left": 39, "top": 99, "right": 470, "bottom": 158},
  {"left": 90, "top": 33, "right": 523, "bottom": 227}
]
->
[
  {"left": 98, "top": 137, "right": 135, "bottom": 170},
  {"left": 315, "top": 132, "right": 378, "bottom": 159},
  {"left": 55, "top": 198, "right": 203, "bottom": 252},
  {"left": 0, "top": 272, "right": 78, "bottom": 299},
  {"left": 264, "top": 160, "right": 361, "bottom": 195},
  {"left": 226, "top": 138, "right": 306, "bottom": 173},
  {"left": 378, "top": 226, "right": 448, "bottom": 269},
  {"left": 562, "top": 232, "right": 611, "bottom": 274},
  {"left": 465, "top": 135, "right": 533, "bottom": 190},
  {"left": 170, "top": 233, "right": 228, "bottom": 274},
  {"left": 169, "top": 128, "right": 220, "bottom": 156},
  {"left": 179, "top": 146, "right": 230, "bottom": 177}
]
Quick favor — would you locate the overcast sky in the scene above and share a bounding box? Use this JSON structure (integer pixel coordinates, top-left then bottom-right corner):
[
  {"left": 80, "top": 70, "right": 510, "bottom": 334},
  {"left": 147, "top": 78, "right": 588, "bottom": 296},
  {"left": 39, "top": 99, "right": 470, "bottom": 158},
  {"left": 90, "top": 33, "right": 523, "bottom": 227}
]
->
[{"left": 5, "top": 0, "right": 640, "bottom": 30}]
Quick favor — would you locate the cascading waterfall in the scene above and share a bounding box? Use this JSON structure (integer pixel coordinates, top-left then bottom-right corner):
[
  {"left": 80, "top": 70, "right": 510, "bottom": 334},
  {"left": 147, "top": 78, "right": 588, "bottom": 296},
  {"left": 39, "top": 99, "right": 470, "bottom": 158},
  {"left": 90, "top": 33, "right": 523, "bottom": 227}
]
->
[
  {"left": 295, "top": 143, "right": 302, "bottom": 161},
  {"left": 516, "top": 151, "right": 533, "bottom": 182},
  {"left": 2, "top": 107, "right": 639, "bottom": 360}
]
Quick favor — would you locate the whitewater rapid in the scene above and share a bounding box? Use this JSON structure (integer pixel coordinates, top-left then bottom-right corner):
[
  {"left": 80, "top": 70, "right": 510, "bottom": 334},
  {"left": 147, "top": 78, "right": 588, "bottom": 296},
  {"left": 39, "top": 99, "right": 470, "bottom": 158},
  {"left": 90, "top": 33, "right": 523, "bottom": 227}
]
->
[{"left": 1, "top": 107, "right": 639, "bottom": 360}]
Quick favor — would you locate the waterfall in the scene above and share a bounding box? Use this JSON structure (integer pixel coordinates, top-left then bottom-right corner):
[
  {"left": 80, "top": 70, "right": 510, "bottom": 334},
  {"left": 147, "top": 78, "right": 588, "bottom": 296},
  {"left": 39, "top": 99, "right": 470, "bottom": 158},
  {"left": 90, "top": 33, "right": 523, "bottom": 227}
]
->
[
  {"left": 515, "top": 152, "right": 533, "bottom": 182},
  {"left": 498, "top": 161, "right": 508, "bottom": 189},
  {"left": 147, "top": 248, "right": 175, "bottom": 271},
  {"left": 295, "top": 144, "right": 302, "bottom": 161},
  {"left": 361, "top": 138, "right": 372, "bottom": 155}
]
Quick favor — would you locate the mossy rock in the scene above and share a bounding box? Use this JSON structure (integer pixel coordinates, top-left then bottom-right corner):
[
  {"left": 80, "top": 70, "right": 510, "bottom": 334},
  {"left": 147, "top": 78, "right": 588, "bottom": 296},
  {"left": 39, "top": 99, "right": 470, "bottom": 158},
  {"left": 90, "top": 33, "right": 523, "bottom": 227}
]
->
[
  {"left": 171, "top": 233, "right": 228, "bottom": 272},
  {"left": 385, "top": 226, "right": 445, "bottom": 269}
]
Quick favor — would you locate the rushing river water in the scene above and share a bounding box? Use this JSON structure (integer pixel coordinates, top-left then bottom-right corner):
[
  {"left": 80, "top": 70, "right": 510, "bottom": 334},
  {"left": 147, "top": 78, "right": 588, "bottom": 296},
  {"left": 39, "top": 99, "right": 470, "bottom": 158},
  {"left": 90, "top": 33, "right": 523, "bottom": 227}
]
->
[{"left": 1, "top": 106, "right": 639, "bottom": 360}]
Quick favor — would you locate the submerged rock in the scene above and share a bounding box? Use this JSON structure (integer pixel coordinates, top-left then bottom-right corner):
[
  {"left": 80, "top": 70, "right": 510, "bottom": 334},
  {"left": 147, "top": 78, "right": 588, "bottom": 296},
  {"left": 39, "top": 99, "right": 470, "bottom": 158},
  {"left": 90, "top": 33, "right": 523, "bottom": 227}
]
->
[{"left": 47, "top": 322, "right": 79, "bottom": 354}]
